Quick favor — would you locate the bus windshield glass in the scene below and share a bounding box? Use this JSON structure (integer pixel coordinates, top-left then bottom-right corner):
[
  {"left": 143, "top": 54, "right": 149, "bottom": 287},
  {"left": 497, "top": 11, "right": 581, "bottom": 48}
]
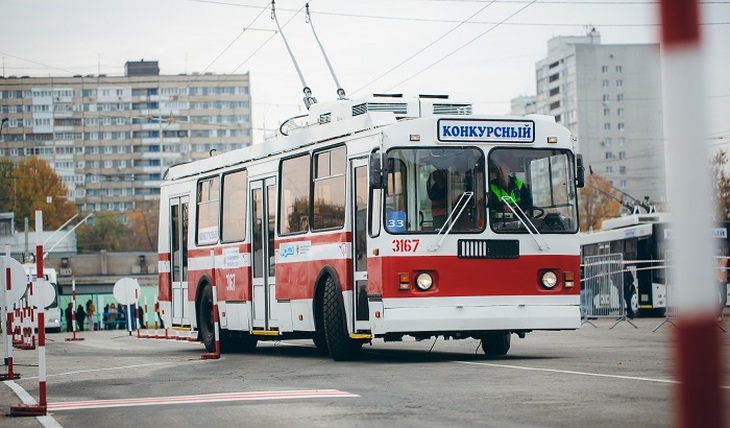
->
[
  {"left": 488, "top": 148, "right": 578, "bottom": 234},
  {"left": 384, "top": 147, "right": 485, "bottom": 233}
]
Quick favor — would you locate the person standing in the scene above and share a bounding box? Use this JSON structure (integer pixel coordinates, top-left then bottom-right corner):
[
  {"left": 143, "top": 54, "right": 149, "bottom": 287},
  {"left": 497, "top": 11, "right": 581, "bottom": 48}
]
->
[
  {"left": 623, "top": 266, "right": 636, "bottom": 320},
  {"left": 76, "top": 304, "right": 87, "bottom": 331},
  {"left": 64, "top": 302, "right": 73, "bottom": 332},
  {"left": 86, "top": 299, "right": 96, "bottom": 331}
]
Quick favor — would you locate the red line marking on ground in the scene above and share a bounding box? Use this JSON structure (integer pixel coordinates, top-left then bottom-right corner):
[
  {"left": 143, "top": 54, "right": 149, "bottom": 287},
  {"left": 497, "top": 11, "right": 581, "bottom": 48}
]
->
[{"left": 47, "top": 389, "right": 359, "bottom": 411}]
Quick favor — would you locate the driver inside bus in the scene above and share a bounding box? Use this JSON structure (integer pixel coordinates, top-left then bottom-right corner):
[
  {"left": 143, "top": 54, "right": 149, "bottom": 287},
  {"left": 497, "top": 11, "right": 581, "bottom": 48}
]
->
[{"left": 489, "top": 155, "right": 533, "bottom": 216}]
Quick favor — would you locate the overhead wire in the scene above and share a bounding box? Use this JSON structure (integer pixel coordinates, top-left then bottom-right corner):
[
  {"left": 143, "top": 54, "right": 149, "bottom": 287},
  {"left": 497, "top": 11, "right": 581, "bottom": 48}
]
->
[
  {"left": 350, "top": 0, "right": 498, "bottom": 97},
  {"left": 382, "top": 0, "right": 539, "bottom": 93}
]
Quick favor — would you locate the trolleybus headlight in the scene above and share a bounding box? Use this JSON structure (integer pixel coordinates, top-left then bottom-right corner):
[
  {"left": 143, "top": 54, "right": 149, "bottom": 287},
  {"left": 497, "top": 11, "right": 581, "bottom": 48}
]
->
[
  {"left": 540, "top": 271, "right": 558, "bottom": 289},
  {"left": 415, "top": 273, "right": 433, "bottom": 291}
]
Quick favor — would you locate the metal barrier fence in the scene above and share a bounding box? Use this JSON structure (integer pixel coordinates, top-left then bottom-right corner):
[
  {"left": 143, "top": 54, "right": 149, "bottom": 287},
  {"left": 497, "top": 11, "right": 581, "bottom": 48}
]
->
[{"left": 582, "top": 254, "right": 637, "bottom": 329}]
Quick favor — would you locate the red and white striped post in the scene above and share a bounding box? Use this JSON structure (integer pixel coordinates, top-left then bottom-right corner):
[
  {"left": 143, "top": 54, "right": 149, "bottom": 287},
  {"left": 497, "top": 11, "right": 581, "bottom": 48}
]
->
[
  {"left": 660, "top": 1, "right": 725, "bottom": 427},
  {"left": 11, "top": 210, "right": 47, "bottom": 416},
  {"left": 65, "top": 280, "right": 84, "bottom": 342},
  {"left": 135, "top": 288, "right": 141, "bottom": 339},
  {"left": 1, "top": 245, "right": 19, "bottom": 380},
  {"left": 201, "top": 251, "right": 220, "bottom": 359}
]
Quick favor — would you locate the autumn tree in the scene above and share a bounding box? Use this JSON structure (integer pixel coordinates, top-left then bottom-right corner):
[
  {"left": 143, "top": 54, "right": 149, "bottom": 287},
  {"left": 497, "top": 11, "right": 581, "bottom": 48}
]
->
[
  {"left": 123, "top": 200, "right": 160, "bottom": 251},
  {"left": 711, "top": 149, "right": 730, "bottom": 220},
  {"left": 7, "top": 156, "right": 77, "bottom": 231},
  {"left": 76, "top": 211, "right": 126, "bottom": 253},
  {"left": 579, "top": 174, "right": 622, "bottom": 232},
  {"left": 0, "top": 158, "right": 15, "bottom": 214}
]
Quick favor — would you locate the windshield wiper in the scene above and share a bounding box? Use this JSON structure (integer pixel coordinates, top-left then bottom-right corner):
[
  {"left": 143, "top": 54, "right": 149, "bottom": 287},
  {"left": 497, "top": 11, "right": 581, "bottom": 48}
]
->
[
  {"left": 428, "top": 191, "right": 473, "bottom": 252},
  {"left": 500, "top": 196, "right": 550, "bottom": 251}
]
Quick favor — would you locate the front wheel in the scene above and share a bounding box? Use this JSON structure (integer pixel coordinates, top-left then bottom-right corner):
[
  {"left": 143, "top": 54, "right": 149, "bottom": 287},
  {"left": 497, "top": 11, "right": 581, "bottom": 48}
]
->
[
  {"left": 322, "top": 276, "right": 361, "bottom": 361},
  {"left": 481, "top": 331, "right": 511, "bottom": 356}
]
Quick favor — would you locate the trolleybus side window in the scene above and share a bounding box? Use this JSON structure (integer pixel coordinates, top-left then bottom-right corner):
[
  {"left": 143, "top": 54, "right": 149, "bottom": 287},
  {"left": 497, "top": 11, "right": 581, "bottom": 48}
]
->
[
  {"left": 197, "top": 176, "right": 220, "bottom": 245},
  {"left": 312, "top": 146, "right": 346, "bottom": 230},
  {"left": 221, "top": 169, "right": 248, "bottom": 243},
  {"left": 279, "top": 153, "right": 310, "bottom": 235}
]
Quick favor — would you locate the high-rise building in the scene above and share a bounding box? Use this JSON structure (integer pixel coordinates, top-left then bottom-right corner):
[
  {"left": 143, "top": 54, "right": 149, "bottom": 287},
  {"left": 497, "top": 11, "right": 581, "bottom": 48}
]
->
[
  {"left": 533, "top": 29, "right": 665, "bottom": 204},
  {"left": 0, "top": 60, "right": 252, "bottom": 213}
]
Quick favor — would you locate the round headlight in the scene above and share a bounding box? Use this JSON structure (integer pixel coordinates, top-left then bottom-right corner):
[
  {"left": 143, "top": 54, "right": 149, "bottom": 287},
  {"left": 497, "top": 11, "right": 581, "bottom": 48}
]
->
[
  {"left": 415, "top": 273, "right": 433, "bottom": 291},
  {"left": 541, "top": 271, "right": 558, "bottom": 289}
]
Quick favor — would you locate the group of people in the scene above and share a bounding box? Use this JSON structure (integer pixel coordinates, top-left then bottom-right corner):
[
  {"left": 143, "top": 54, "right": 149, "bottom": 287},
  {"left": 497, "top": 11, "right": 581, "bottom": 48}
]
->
[{"left": 64, "top": 300, "right": 157, "bottom": 332}]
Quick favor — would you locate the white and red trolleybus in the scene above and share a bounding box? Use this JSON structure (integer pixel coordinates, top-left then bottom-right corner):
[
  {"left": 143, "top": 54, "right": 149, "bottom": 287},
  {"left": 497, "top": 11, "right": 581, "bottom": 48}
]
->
[{"left": 157, "top": 95, "right": 584, "bottom": 360}]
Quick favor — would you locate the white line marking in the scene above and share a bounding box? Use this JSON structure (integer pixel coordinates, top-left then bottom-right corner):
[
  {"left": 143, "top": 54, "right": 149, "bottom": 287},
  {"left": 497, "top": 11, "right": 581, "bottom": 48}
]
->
[
  {"left": 453, "top": 360, "right": 730, "bottom": 389},
  {"left": 4, "top": 380, "right": 64, "bottom": 428},
  {"left": 19, "top": 360, "right": 200, "bottom": 381},
  {"left": 47, "top": 389, "right": 359, "bottom": 411}
]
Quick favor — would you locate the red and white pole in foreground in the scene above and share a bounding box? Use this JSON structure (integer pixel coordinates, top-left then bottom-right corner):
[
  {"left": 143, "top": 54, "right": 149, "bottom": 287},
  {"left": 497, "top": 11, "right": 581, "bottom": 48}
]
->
[
  {"left": 201, "top": 251, "right": 220, "bottom": 359},
  {"left": 660, "top": 1, "right": 725, "bottom": 427},
  {"left": 11, "top": 210, "right": 47, "bottom": 416}
]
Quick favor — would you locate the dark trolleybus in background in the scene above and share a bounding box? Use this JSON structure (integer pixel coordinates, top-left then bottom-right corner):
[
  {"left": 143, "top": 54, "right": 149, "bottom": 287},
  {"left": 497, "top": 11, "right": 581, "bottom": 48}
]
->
[{"left": 157, "top": 95, "right": 585, "bottom": 360}]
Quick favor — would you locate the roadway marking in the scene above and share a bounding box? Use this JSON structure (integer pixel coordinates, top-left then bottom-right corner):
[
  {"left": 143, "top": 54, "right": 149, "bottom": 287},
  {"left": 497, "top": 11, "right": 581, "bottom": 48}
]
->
[
  {"left": 47, "top": 389, "right": 359, "bottom": 411},
  {"left": 454, "top": 360, "right": 730, "bottom": 389}
]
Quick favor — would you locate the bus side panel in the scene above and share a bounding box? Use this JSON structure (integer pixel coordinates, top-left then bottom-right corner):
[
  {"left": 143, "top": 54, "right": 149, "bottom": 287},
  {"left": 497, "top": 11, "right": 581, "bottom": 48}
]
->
[
  {"left": 276, "top": 258, "right": 352, "bottom": 300},
  {"left": 158, "top": 252, "right": 171, "bottom": 301}
]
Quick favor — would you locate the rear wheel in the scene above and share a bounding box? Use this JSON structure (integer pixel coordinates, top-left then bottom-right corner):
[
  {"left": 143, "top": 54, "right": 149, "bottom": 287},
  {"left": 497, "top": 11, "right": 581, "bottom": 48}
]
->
[
  {"left": 199, "top": 283, "right": 215, "bottom": 352},
  {"left": 323, "top": 276, "right": 361, "bottom": 361},
  {"left": 481, "top": 331, "right": 511, "bottom": 356}
]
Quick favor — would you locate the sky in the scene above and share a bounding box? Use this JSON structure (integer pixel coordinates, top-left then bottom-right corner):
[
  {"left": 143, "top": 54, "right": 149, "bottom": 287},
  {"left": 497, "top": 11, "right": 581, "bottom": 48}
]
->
[{"left": 1, "top": 0, "right": 728, "bottom": 145}]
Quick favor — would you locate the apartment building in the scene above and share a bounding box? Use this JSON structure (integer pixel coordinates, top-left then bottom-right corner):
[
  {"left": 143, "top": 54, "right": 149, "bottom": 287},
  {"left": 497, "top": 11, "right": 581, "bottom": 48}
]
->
[
  {"left": 530, "top": 29, "right": 666, "bottom": 203},
  {"left": 0, "top": 60, "right": 252, "bottom": 213}
]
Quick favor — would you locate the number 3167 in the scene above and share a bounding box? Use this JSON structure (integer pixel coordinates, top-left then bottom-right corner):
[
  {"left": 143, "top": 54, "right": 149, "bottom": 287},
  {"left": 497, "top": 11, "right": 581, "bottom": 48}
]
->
[{"left": 392, "top": 239, "right": 419, "bottom": 252}]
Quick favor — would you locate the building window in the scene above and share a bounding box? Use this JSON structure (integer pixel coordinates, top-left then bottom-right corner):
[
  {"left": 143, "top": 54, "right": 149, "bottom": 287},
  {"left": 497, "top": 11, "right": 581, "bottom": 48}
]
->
[
  {"left": 601, "top": 65, "right": 609, "bottom": 73},
  {"left": 617, "top": 108, "right": 624, "bottom": 117},
  {"left": 603, "top": 108, "right": 610, "bottom": 117},
  {"left": 549, "top": 101, "right": 560, "bottom": 110},
  {"left": 616, "top": 65, "right": 623, "bottom": 73},
  {"left": 604, "top": 123, "right": 611, "bottom": 130},
  {"left": 605, "top": 152, "right": 614, "bottom": 159},
  {"left": 602, "top": 80, "right": 609, "bottom": 88},
  {"left": 606, "top": 166, "right": 613, "bottom": 173},
  {"left": 616, "top": 80, "right": 623, "bottom": 88},
  {"left": 603, "top": 94, "right": 610, "bottom": 102},
  {"left": 617, "top": 94, "right": 624, "bottom": 102},
  {"left": 620, "top": 166, "right": 626, "bottom": 174},
  {"left": 620, "top": 180, "right": 627, "bottom": 188},
  {"left": 549, "top": 87, "right": 560, "bottom": 96},
  {"left": 549, "top": 73, "right": 559, "bottom": 82},
  {"left": 619, "top": 151, "right": 626, "bottom": 160},
  {"left": 618, "top": 123, "right": 625, "bottom": 131}
]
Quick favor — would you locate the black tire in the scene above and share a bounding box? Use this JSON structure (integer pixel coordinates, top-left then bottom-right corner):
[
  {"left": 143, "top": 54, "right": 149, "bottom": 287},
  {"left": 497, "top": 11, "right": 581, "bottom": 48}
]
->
[
  {"left": 481, "top": 331, "right": 511, "bottom": 356},
  {"left": 313, "top": 332, "right": 328, "bottom": 353},
  {"left": 322, "top": 276, "right": 361, "bottom": 361},
  {"left": 199, "top": 283, "right": 216, "bottom": 352}
]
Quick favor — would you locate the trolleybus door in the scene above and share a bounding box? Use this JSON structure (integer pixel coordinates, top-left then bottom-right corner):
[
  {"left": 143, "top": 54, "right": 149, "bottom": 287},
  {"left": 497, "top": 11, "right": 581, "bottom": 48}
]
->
[
  {"left": 351, "top": 159, "right": 370, "bottom": 332},
  {"left": 251, "top": 177, "right": 277, "bottom": 330},
  {"left": 169, "top": 196, "right": 189, "bottom": 326}
]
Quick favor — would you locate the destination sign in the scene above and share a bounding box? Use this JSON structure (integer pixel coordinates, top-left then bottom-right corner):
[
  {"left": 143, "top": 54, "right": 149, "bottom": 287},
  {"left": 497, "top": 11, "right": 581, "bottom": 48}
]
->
[{"left": 437, "top": 119, "right": 535, "bottom": 143}]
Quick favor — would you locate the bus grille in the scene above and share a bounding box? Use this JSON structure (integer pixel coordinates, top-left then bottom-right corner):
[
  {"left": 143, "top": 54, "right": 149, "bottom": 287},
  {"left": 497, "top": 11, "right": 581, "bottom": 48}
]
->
[{"left": 458, "top": 239, "right": 519, "bottom": 259}]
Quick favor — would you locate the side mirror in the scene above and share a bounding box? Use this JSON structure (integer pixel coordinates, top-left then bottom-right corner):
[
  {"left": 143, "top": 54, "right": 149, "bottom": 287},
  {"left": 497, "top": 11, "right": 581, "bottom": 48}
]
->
[
  {"left": 575, "top": 154, "right": 585, "bottom": 188},
  {"left": 369, "top": 153, "right": 386, "bottom": 190}
]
